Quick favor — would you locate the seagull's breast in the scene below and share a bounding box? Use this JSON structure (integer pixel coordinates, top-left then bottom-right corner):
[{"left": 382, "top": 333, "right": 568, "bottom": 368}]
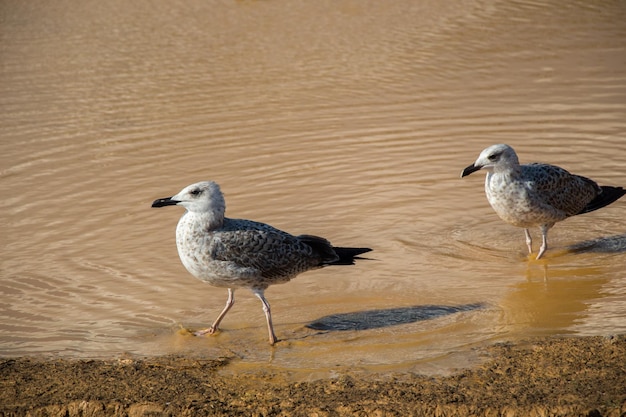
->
[
  {"left": 484, "top": 172, "right": 559, "bottom": 227},
  {"left": 174, "top": 213, "right": 232, "bottom": 283}
]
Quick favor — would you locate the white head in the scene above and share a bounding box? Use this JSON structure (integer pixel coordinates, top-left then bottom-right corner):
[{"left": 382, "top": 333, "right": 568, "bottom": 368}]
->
[
  {"left": 152, "top": 181, "right": 226, "bottom": 217},
  {"left": 461, "top": 144, "right": 520, "bottom": 177}
]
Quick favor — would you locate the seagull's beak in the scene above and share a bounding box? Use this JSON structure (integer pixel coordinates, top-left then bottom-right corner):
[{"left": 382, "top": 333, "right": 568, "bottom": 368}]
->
[
  {"left": 461, "top": 163, "right": 483, "bottom": 178},
  {"left": 151, "top": 196, "right": 180, "bottom": 208}
]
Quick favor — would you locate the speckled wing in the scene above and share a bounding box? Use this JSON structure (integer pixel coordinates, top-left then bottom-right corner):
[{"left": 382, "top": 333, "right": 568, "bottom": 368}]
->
[
  {"left": 209, "top": 219, "right": 320, "bottom": 280},
  {"left": 524, "top": 163, "right": 600, "bottom": 217}
]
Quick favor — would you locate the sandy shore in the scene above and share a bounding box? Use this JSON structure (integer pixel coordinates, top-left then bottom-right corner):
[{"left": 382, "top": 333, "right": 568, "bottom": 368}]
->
[{"left": 1, "top": 335, "right": 625, "bottom": 416}]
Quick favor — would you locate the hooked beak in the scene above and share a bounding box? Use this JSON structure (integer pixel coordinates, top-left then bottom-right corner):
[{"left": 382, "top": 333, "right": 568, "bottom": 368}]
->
[
  {"left": 461, "top": 163, "right": 483, "bottom": 178},
  {"left": 151, "top": 196, "right": 180, "bottom": 208}
]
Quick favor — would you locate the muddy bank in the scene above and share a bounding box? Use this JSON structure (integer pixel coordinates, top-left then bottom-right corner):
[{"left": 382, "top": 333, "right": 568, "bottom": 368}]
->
[{"left": 2, "top": 336, "right": 625, "bottom": 416}]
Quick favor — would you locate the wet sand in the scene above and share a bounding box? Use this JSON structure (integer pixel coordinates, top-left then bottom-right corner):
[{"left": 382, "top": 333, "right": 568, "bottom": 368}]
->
[{"left": 2, "top": 335, "right": 624, "bottom": 417}]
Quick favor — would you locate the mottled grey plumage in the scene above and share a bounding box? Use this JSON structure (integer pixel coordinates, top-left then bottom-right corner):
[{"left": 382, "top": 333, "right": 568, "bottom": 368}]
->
[
  {"left": 152, "top": 181, "right": 371, "bottom": 344},
  {"left": 461, "top": 144, "right": 625, "bottom": 259}
]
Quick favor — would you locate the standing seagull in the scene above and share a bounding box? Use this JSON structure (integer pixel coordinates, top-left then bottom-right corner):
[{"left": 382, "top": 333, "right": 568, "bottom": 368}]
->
[
  {"left": 152, "top": 181, "right": 371, "bottom": 345},
  {"left": 461, "top": 144, "right": 625, "bottom": 259}
]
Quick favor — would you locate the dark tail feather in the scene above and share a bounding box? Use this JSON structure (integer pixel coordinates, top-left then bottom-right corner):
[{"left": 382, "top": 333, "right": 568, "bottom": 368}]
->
[
  {"left": 579, "top": 186, "right": 626, "bottom": 214},
  {"left": 329, "top": 247, "right": 372, "bottom": 265},
  {"left": 297, "top": 234, "right": 372, "bottom": 265}
]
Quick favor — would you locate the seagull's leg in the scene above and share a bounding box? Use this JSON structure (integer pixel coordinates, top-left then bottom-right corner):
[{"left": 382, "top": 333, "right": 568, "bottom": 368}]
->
[
  {"left": 536, "top": 225, "right": 550, "bottom": 260},
  {"left": 252, "top": 288, "right": 277, "bottom": 345},
  {"left": 194, "top": 288, "right": 235, "bottom": 336},
  {"left": 524, "top": 229, "right": 533, "bottom": 254}
]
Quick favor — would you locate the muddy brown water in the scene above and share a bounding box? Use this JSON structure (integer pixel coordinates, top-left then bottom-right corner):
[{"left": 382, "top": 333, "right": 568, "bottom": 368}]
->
[{"left": 1, "top": 0, "right": 625, "bottom": 378}]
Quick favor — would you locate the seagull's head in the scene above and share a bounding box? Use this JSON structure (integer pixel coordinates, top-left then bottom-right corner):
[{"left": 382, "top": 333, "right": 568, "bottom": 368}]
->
[
  {"left": 152, "top": 181, "right": 226, "bottom": 215},
  {"left": 461, "top": 144, "right": 520, "bottom": 177}
]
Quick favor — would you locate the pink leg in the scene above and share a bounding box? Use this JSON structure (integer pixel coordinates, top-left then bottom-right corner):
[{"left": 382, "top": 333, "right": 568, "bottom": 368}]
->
[
  {"left": 252, "top": 288, "right": 277, "bottom": 345},
  {"left": 194, "top": 288, "right": 234, "bottom": 336},
  {"left": 524, "top": 229, "right": 533, "bottom": 254},
  {"left": 536, "top": 225, "right": 550, "bottom": 260}
]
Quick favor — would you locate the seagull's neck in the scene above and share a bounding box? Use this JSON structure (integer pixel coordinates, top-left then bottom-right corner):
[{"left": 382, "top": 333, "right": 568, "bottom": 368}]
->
[
  {"left": 181, "top": 210, "right": 224, "bottom": 231},
  {"left": 486, "top": 163, "right": 522, "bottom": 191},
  {"left": 493, "top": 162, "right": 521, "bottom": 177}
]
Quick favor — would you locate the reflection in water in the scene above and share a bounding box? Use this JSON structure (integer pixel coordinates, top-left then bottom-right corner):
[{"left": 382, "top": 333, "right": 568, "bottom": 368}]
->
[
  {"left": 501, "top": 263, "right": 611, "bottom": 336},
  {"left": 307, "top": 303, "right": 484, "bottom": 331}
]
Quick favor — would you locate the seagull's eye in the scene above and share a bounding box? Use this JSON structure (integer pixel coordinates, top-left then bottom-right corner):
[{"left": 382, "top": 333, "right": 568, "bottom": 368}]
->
[
  {"left": 488, "top": 152, "right": 501, "bottom": 161},
  {"left": 190, "top": 189, "right": 202, "bottom": 196}
]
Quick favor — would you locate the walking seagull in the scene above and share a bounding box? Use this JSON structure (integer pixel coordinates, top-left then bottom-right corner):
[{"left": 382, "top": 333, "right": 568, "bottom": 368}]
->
[
  {"left": 461, "top": 144, "right": 625, "bottom": 259},
  {"left": 152, "top": 181, "right": 371, "bottom": 344}
]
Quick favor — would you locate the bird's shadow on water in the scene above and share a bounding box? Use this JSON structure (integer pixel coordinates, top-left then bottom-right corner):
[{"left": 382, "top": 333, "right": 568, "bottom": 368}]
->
[
  {"left": 567, "top": 233, "right": 626, "bottom": 254},
  {"left": 305, "top": 303, "right": 485, "bottom": 332}
]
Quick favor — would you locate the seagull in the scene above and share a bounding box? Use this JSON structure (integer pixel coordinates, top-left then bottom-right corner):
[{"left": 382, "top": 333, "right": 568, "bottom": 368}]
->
[
  {"left": 461, "top": 144, "right": 625, "bottom": 259},
  {"left": 152, "top": 181, "right": 371, "bottom": 345}
]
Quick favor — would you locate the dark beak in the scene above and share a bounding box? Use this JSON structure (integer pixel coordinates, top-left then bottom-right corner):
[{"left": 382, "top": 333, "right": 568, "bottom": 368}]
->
[
  {"left": 461, "top": 163, "right": 482, "bottom": 178},
  {"left": 151, "top": 197, "right": 180, "bottom": 208}
]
